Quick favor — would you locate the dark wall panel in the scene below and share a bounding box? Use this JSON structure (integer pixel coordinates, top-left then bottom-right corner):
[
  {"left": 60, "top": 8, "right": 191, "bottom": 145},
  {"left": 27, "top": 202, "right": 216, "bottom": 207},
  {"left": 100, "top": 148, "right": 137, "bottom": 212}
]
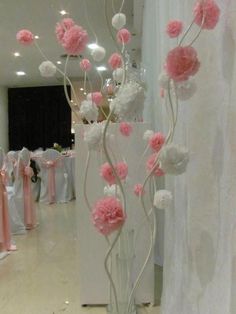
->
[{"left": 8, "top": 86, "right": 71, "bottom": 151}]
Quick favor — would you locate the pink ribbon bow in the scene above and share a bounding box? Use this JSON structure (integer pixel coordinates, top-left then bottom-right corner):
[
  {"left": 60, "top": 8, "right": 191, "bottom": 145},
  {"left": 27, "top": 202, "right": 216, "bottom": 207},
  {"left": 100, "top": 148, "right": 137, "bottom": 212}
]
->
[
  {"left": 0, "top": 169, "right": 12, "bottom": 251},
  {"left": 19, "top": 163, "right": 35, "bottom": 229},
  {"left": 41, "top": 157, "right": 63, "bottom": 204}
]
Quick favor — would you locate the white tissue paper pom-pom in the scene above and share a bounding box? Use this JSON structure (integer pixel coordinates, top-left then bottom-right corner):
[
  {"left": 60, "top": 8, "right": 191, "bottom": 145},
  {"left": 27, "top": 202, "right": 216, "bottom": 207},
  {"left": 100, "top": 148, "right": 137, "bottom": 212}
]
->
[
  {"left": 39, "top": 61, "right": 57, "bottom": 77},
  {"left": 113, "top": 68, "right": 124, "bottom": 83},
  {"left": 79, "top": 100, "right": 98, "bottom": 122},
  {"left": 83, "top": 122, "right": 105, "bottom": 150},
  {"left": 175, "top": 79, "right": 197, "bottom": 101},
  {"left": 159, "top": 143, "right": 189, "bottom": 175},
  {"left": 158, "top": 71, "right": 170, "bottom": 89},
  {"left": 153, "top": 190, "right": 172, "bottom": 209},
  {"left": 86, "top": 93, "right": 92, "bottom": 101},
  {"left": 143, "top": 130, "right": 154, "bottom": 141},
  {"left": 91, "top": 46, "right": 106, "bottom": 62},
  {"left": 110, "top": 81, "right": 145, "bottom": 121},
  {"left": 112, "top": 13, "right": 126, "bottom": 30},
  {"left": 104, "top": 184, "right": 121, "bottom": 198}
]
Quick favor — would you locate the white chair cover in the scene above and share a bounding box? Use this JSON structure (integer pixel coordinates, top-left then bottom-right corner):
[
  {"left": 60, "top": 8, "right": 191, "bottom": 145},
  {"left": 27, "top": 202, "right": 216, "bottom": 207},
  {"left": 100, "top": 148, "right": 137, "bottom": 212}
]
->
[
  {"left": 4, "top": 151, "right": 18, "bottom": 186},
  {"left": 37, "top": 149, "right": 73, "bottom": 204},
  {"left": 14, "top": 147, "right": 36, "bottom": 229}
]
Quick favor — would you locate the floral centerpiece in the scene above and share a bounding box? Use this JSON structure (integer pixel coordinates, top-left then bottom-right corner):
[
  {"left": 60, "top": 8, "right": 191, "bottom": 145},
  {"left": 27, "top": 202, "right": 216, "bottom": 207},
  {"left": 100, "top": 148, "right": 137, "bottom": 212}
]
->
[{"left": 16, "top": 0, "right": 220, "bottom": 313}]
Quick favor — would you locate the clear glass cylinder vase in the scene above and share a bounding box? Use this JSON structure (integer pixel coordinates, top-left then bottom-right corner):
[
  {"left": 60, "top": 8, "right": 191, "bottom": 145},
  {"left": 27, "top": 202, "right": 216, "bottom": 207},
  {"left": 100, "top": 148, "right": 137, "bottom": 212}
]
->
[{"left": 107, "top": 229, "right": 137, "bottom": 314}]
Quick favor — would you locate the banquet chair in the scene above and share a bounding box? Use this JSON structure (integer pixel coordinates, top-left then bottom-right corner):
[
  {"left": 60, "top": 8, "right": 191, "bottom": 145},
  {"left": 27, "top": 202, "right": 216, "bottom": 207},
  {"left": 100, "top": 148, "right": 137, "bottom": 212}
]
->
[
  {"left": 37, "top": 149, "right": 73, "bottom": 204},
  {"left": 0, "top": 148, "right": 16, "bottom": 258},
  {"left": 14, "top": 147, "right": 36, "bottom": 230},
  {"left": 5, "top": 150, "right": 18, "bottom": 186}
]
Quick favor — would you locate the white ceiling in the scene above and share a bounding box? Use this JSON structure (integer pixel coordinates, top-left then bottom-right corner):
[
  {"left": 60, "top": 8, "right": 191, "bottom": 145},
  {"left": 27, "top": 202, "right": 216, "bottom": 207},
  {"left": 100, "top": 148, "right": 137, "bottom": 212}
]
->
[{"left": 0, "top": 0, "right": 143, "bottom": 88}]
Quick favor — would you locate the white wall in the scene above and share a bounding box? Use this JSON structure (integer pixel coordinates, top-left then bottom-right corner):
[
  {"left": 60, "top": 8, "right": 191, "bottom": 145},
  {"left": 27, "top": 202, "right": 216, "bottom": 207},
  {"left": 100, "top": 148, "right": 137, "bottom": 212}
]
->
[{"left": 0, "top": 87, "right": 8, "bottom": 151}]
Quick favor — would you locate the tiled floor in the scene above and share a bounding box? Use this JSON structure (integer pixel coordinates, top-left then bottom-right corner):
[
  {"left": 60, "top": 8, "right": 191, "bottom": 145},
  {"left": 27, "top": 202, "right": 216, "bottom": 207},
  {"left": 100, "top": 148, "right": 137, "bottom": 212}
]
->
[{"left": 0, "top": 201, "right": 160, "bottom": 314}]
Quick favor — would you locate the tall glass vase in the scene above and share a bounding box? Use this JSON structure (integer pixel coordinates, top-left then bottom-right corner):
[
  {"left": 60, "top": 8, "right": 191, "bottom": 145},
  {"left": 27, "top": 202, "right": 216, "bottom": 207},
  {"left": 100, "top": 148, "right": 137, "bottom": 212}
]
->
[{"left": 107, "top": 228, "right": 137, "bottom": 314}]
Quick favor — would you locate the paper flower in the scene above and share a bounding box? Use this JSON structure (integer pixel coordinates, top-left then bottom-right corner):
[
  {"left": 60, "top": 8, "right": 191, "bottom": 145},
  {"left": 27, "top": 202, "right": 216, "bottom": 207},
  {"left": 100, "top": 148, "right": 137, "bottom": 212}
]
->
[
  {"left": 79, "top": 100, "right": 98, "bottom": 122},
  {"left": 166, "top": 46, "right": 200, "bottom": 82},
  {"left": 100, "top": 162, "right": 116, "bottom": 185},
  {"left": 80, "top": 58, "right": 92, "bottom": 71},
  {"left": 55, "top": 18, "right": 75, "bottom": 44},
  {"left": 153, "top": 190, "right": 172, "bottom": 209},
  {"left": 39, "top": 61, "right": 57, "bottom": 77},
  {"left": 112, "top": 13, "right": 126, "bottom": 30},
  {"left": 91, "top": 46, "right": 106, "bottom": 62},
  {"left": 16, "top": 29, "right": 34, "bottom": 45},
  {"left": 134, "top": 184, "right": 145, "bottom": 197},
  {"left": 149, "top": 132, "right": 165, "bottom": 152},
  {"left": 62, "top": 25, "right": 88, "bottom": 55},
  {"left": 104, "top": 184, "right": 121, "bottom": 198},
  {"left": 175, "top": 79, "right": 197, "bottom": 101},
  {"left": 159, "top": 143, "right": 189, "bottom": 175},
  {"left": 119, "top": 122, "right": 133, "bottom": 137},
  {"left": 108, "top": 53, "right": 122, "bottom": 69},
  {"left": 146, "top": 154, "right": 165, "bottom": 177},
  {"left": 92, "top": 196, "right": 126, "bottom": 236},
  {"left": 87, "top": 92, "right": 103, "bottom": 106},
  {"left": 166, "top": 20, "right": 183, "bottom": 38},
  {"left": 115, "top": 162, "right": 128, "bottom": 180},
  {"left": 110, "top": 81, "right": 145, "bottom": 121},
  {"left": 117, "top": 28, "right": 131, "bottom": 44},
  {"left": 83, "top": 122, "right": 105, "bottom": 150},
  {"left": 158, "top": 71, "right": 170, "bottom": 89},
  {"left": 113, "top": 68, "right": 124, "bottom": 83},
  {"left": 194, "top": 0, "right": 220, "bottom": 30},
  {"left": 143, "top": 130, "right": 154, "bottom": 141}
]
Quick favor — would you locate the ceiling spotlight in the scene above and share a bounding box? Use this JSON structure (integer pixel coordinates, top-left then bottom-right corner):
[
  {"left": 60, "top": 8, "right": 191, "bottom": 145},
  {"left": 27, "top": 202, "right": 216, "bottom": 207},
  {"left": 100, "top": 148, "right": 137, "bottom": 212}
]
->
[
  {"left": 96, "top": 66, "right": 107, "bottom": 72},
  {"left": 34, "top": 35, "right": 39, "bottom": 39},
  {"left": 13, "top": 52, "right": 20, "bottom": 57},
  {"left": 16, "top": 71, "right": 26, "bottom": 76},
  {"left": 80, "top": 88, "right": 84, "bottom": 91},
  {"left": 83, "top": 92, "right": 87, "bottom": 95},
  {"left": 57, "top": 61, "right": 62, "bottom": 64},
  {"left": 87, "top": 43, "right": 99, "bottom": 50},
  {"left": 60, "top": 10, "right": 67, "bottom": 15}
]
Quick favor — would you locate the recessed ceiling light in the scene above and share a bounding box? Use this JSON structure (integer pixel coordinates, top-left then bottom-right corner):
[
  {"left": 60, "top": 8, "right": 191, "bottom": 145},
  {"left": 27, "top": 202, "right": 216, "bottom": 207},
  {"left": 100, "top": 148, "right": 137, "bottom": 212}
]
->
[
  {"left": 13, "top": 52, "right": 20, "bottom": 57},
  {"left": 16, "top": 71, "right": 26, "bottom": 76},
  {"left": 57, "top": 61, "right": 62, "bottom": 64},
  {"left": 34, "top": 35, "right": 39, "bottom": 39},
  {"left": 60, "top": 10, "right": 67, "bottom": 15},
  {"left": 83, "top": 92, "right": 87, "bottom": 95},
  {"left": 80, "top": 88, "right": 84, "bottom": 91},
  {"left": 87, "top": 43, "right": 99, "bottom": 50},
  {"left": 96, "top": 66, "right": 107, "bottom": 72}
]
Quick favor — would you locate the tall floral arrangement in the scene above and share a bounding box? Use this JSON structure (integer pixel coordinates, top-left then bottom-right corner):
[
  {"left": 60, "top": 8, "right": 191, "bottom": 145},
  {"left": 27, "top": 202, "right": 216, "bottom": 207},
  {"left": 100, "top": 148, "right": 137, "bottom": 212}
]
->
[{"left": 16, "top": 0, "right": 220, "bottom": 313}]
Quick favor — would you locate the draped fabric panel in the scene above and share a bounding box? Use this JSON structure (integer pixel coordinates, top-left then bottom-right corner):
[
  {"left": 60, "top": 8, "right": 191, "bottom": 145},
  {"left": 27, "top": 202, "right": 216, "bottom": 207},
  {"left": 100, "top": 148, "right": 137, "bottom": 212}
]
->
[
  {"left": 8, "top": 86, "right": 71, "bottom": 151},
  {"left": 143, "top": 0, "right": 236, "bottom": 313}
]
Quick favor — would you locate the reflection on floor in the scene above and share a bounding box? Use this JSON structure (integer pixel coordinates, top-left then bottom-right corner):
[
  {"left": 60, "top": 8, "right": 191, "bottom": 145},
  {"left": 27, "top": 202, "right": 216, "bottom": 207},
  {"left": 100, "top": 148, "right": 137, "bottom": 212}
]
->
[{"left": 0, "top": 201, "right": 160, "bottom": 314}]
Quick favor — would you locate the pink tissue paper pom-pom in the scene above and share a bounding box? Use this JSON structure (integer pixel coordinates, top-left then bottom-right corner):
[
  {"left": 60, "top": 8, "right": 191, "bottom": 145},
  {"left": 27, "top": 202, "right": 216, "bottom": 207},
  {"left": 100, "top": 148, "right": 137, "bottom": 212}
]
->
[
  {"left": 166, "top": 20, "right": 183, "bottom": 38},
  {"left": 16, "top": 29, "right": 34, "bottom": 45},
  {"left": 92, "top": 92, "right": 103, "bottom": 106},
  {"left": 92, "top": 196, "right": 126, "bottom": 235},
  {"left": 100, "top": 162, "right": 116, "bottom": 185},
  {"left": 55, "top": 18, "right": 75, "bottom": 44},
  {"left": 80, "top": 58, "right": 92, "bottom": 72},
  {"left": 149, "top": 132, "right": 165, "bottom": 152},
  {"left": 166, "top": 46, "right": 200, "bottom": 82},
  {"left": 194, "top": 0, "right": 220, "bottom": 30},
  {"left": 119, "top": 122, "right": 133, "bottom": 137},
  {"left": 115, "top": 162, "right": 128, "bottom": 180},
  {"left": 117, "top": 28, "right": 131, "bottom": 44},
  {"left": 134, "top": 184, "right": 145, "bottom": 197},
  {"left": 62, "top": 25, "right": 88, "bottom": 55},
  {"left": 108, "top": 53, "right": 122, "bottom": 69},
  {"left": 146, "top": 154, "right": 165, "bottom": 177}
]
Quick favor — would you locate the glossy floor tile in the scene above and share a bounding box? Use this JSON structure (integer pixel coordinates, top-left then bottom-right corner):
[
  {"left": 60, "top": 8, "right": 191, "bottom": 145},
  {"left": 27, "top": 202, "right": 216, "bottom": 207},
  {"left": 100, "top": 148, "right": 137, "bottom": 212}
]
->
[{"left": 0, "top": 201, "right": 160, "bottom": 314}]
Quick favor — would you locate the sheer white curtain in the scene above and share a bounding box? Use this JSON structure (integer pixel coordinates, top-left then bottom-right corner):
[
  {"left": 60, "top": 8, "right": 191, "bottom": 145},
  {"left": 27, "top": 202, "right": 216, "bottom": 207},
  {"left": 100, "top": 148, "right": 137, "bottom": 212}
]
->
[{"left": 143, "top": 0, "right": 236, "bottom": 313}]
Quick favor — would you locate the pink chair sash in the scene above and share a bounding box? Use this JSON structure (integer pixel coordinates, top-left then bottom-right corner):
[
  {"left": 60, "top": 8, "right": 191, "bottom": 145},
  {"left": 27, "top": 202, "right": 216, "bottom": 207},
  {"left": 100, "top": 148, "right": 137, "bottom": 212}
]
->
[
  {"left": 41, "top": 157, "right": 64, "bottom": 204},
  {"left": 0, "top": 170, "right": 12, "bottom": 251},
  {"left": 19, "top": 162, "right": 35, "bottom": 229}
]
